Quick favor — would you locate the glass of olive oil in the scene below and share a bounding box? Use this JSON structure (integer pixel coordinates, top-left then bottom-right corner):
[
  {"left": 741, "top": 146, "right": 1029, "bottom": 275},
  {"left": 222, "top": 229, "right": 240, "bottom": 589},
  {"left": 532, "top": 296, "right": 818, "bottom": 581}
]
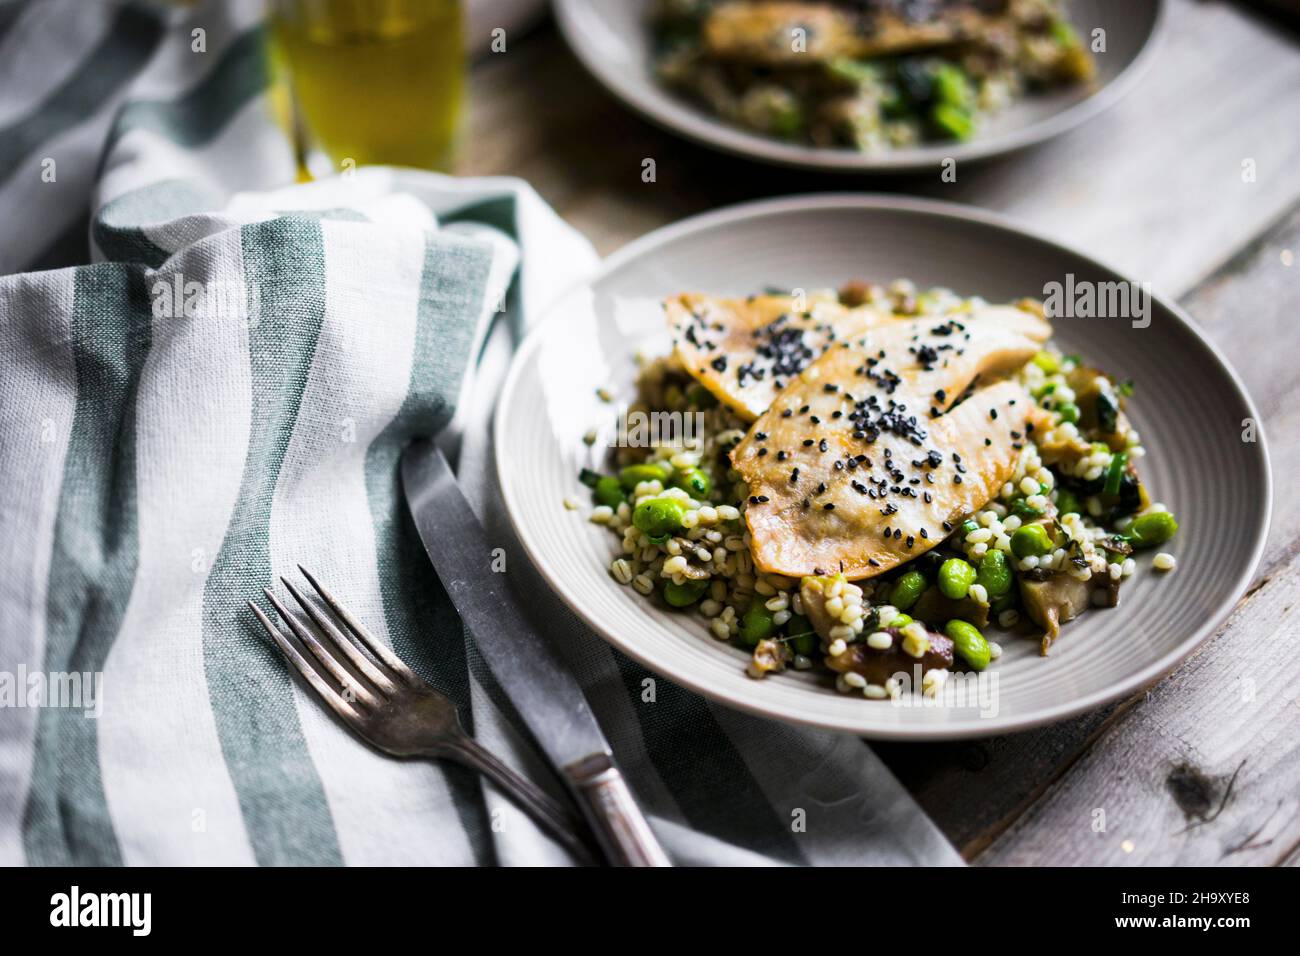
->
[{"left": 270, "top": 0, "right": 464, "bottom": 172}]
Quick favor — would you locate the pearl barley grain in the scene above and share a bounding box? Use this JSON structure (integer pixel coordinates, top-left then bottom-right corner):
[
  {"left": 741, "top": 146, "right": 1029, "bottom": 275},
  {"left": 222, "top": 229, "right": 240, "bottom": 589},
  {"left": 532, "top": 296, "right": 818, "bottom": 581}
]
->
[{"left": 1153, "top": 552, "right": 1177, "bottom": 572}]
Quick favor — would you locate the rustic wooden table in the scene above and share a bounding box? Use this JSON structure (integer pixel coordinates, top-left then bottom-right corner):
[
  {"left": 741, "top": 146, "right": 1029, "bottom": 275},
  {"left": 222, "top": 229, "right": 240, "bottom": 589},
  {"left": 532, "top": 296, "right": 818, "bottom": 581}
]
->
[{"left": 461, "top": 0, "right": 1300, "bottom": 865}]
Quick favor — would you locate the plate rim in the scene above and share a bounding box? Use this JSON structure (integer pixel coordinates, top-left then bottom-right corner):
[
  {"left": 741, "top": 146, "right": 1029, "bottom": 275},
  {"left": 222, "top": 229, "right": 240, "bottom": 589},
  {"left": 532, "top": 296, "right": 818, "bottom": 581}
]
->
[
  {"left": 494, "top": 193, "right": 1273, "bottom": 739},
  {"left": 552, "top": 0, "right": 1169, "bottom": 173}
]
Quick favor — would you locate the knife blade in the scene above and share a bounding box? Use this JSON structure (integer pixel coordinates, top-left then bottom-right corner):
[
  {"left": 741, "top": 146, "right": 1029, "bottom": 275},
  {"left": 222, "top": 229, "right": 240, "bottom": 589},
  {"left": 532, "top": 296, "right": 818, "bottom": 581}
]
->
[{"left": 400, "top": 439, "right": 669, "bottom": 866}]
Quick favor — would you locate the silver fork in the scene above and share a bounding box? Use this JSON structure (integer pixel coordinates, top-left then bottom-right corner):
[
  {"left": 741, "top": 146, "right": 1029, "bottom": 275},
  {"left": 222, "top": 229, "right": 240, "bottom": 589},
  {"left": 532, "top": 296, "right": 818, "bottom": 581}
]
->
[{"left": 248, "top": 565, "right": 597, "bottom": 865}]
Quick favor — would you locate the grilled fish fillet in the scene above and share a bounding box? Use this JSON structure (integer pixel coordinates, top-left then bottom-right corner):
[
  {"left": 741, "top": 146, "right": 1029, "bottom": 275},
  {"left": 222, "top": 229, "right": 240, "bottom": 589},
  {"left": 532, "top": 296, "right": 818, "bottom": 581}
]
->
[
  {"left": 667, "top": 291, "right": 895, "bottom": 422},
  {"left": 702, "top": 1, "right": 1005, "bottom": 66},
  {"left": 732, "top": 309, "right": 1053, "bottom": 579}
]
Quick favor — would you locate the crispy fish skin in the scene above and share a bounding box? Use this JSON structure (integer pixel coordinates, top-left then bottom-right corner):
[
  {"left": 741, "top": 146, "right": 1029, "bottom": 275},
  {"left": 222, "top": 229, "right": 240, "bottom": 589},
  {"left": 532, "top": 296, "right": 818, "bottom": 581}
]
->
[
  {"left": 732, "top": 310, "right": 1052, "bottom": 579},
  {"left": 667, "top": 291, "right": 892, "bottom": 422}
]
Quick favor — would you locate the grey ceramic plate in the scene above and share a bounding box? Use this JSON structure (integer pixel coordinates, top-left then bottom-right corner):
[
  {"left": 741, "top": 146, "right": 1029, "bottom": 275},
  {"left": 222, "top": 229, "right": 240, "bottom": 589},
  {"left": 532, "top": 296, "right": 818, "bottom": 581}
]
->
[
  {"left": 554, "top": 0, "right": 1166, "bottom": 172},
  {"left": 495, "top": 195, "right": 1270, "bottom": 739}
]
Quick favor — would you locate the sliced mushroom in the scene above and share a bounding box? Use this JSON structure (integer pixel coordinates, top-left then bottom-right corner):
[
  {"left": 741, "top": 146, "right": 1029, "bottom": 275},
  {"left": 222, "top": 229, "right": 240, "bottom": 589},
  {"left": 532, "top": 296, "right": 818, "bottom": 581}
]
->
[{"left": 1018, "top": 571, "right": 1091, "bottom": 655}]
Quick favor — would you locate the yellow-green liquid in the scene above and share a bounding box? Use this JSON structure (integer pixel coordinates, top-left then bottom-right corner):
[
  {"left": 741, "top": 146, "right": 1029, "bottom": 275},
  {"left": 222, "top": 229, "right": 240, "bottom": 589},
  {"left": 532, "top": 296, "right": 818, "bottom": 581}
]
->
[{"left": 271, "top": 0, "right": 464, "bottom": 172}]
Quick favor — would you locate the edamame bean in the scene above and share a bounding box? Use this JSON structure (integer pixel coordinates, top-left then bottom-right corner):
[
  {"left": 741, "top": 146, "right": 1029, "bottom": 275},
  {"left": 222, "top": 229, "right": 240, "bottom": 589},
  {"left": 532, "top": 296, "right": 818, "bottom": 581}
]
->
[
  {"left": 1032, "top": 351, "right": 1060, "bottom": 374},
  {"left": 976, "top": 550, "right": 1012, "bottom": 598},
  {"left": 889, "top": 613, "right": 914, "bottom": 630},
  {"left": 671, "top": 467, "right": 712, "bottom": 499},
  {"left": 619, "top": 462, "right": 671, "bottom": 491},
  {"left": 1010, "top": 523, "right": 1053, "bottom": 558},
  {"left": 593, "top": 476, "right": 625, "bottom": 509},
  {"left": 890, "top": 570, "right": 927, "bottom": 612},
  {"left": 663, "top": 579, "right": 707, "bottom": 608},
  {"left": 939, "top": 558, "right": 977, "bottom": 600},
  {"left": 932, "top": 63, "right": 973, "bottom": 109},
  {"left": 1055, "top": 401, "right": 1080, "bottom": 424},
  {"left": 633, "top": 497, "right": 687, "bottom": 537},
  {"left": 1129, "top": 511, "right": 1178, "bottom": 549},
  {"left": 945, "top": 619, "right": 991, "bottom": 671},
  {"left": 931, "top": 103, "right": 974, "bottom": 141},
  {"left": 785, "top": 614, "right": 815, "bottom": 657},
  {"left": 740, "top": 602, "right": 775, "bottom": 647}
]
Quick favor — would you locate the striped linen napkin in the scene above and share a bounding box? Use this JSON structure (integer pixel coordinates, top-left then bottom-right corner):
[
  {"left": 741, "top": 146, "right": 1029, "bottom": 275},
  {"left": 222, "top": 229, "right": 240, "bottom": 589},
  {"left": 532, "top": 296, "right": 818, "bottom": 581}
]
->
[{"left": 0, "top": 0, "right": 963, "bottom": 866}]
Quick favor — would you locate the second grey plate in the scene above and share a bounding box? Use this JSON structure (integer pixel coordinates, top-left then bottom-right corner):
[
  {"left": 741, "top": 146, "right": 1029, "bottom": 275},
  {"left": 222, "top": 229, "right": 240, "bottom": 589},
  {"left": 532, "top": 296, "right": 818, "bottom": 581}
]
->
[{"left": 554, "top": 0, "right": 1166, "bottom": 172}]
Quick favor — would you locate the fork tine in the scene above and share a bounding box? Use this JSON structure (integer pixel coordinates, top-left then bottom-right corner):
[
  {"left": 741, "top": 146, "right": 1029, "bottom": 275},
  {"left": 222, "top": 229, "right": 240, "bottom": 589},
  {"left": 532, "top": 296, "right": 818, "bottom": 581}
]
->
[
  {"left": 248, "top": 601, "right": 365, "bottom": 726},
  {"left": 263, "top": 589, "right": 380, "bottom": 708},
  {"left": 297, "top": 565, "right": 419, "bottom": 684},
  {"left": 281, "top": 576, "right": 397, "bottom": 695}
]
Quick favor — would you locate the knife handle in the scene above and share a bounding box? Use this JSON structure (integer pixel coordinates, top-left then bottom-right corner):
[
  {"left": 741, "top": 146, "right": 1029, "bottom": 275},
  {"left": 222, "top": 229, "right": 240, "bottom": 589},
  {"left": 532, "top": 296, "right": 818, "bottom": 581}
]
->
[{"left": 566, "top": 753, "right": 671, "bottom": 867}]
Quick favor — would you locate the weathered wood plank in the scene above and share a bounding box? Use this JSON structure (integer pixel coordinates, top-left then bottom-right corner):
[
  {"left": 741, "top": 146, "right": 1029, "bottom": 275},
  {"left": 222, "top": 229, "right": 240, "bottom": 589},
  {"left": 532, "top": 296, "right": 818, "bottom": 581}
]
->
[
  {"left": 975, "top": 550, "right": 1300, "bottom": 866},
  {"left": 1180, "top": 204, "right": 1300, "bottom": 570},
  {"left": 872, "top": 703, "right": 1130, "bottom": 856},
  {"left": 966, "top": 204, "right": 1300, "bottom": 864}
]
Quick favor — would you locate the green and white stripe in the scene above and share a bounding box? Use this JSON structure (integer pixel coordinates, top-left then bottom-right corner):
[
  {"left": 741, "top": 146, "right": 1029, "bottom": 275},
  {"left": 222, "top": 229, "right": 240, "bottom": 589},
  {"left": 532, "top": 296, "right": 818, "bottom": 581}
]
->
[
  {"left": 0, "top": 0, "right": 165, "bottom": 273},
  {"left": 99, "top": 225, "right": 257, "bottom": 866},
  {"left": 0, "top": 269, "right": 79, "bottom": 866}
]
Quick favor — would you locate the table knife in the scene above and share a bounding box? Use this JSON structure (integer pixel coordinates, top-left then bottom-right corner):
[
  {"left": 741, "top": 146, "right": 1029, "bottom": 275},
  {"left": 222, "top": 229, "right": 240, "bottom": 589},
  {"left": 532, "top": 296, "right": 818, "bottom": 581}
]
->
[{"left": 401, "top": 438, "right": 670, "bottom": 867}]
